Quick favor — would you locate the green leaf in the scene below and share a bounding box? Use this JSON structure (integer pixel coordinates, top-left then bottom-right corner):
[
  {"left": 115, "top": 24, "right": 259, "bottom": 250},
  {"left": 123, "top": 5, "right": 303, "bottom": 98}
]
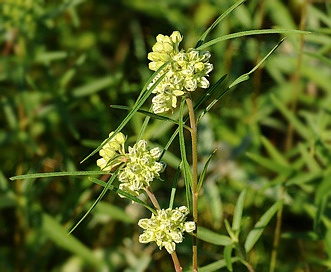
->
[
  {"left": 110, "top": 104, "right": 190, "bottom": 129},
  {"left": 244, "top": 200, "right": 283, "bottom": 253},
  {"left": 229, "top": 38, "right": 286, "bottom": 88},
  {"left": 246, "top": 152, "right": 292, "bottom": 175},
  {"left": 92, "top": 201, "right": 134, "bottom": 224},
  {"left": 178, "top": 99, "right": 193, "bottom": 208},
  {"left": 72, "top": 76, "right": 118, "bottom": 98},
  {"left": 197, "top": 257, "right": 240, "bottom": 272},
  {"left": 10, "top": 171, "right": 107, "bottom": 181},
  {"left": 195, "top": 0, "right": 246, "bottom": 48},
  {"left": 232, "top": 189, "right": 246, "bottom": 232},
  {"left": 196, "top": 29, "right": 310, "bottom": 50},
  {"left": 224, "top": 244, "right": 234, "bottom": 271},
  {"left": 198, "top": 149, "right": 217, "bottom": 192},
  {"left": 197, "top": 226, "right": 232, "bottom": 246},
  {"left": 69, "top": 167, "right": 122, "bottom": 234},
  {"left": 261, "top": 136, "right": 289, "bottom": 167},
  {"left": 88, "top": 177, "right": 155, "bottom": 214},
  {"left": 271, "top": 94, "right": 311, "bottom": 140},
  {"left": 169, "top": 166, "right": 181, "bottom": 210},
  {"left": 80, "top": 61, "right": 169, "bottom": 164},
  {"left": 42, "top": 213, "right": 102, "bottom": 268}
]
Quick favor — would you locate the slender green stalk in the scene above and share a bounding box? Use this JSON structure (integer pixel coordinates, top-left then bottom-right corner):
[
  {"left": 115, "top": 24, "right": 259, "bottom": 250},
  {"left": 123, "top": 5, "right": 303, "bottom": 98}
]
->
[
  {"left": 269, "top": 187, "right": 285, "bottom": 272},
  {"left": 186, "top": 95, "right": 198, "bottom": 271}
]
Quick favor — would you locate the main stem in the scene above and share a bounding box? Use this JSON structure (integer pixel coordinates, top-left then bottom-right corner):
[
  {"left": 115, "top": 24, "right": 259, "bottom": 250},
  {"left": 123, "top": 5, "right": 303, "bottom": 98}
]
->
[{"left": 186, "top": 96, "right": 198, "bottom": 271}]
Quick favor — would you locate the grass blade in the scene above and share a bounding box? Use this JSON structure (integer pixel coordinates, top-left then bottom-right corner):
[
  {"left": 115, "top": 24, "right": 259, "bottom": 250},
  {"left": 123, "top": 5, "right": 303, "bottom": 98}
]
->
[
  {"left": 195, "top": 0, "right": 246, "bottom": 48},
  {"left": 196, "top": 29, "right": 310, "bottom": 50}
]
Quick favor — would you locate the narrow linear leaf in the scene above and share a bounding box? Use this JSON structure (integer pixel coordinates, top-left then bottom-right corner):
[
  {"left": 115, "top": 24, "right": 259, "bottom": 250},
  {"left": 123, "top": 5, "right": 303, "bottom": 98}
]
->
[
  {"left": 196, "top": 29, "right": 310, "bottom": 50},
  {"left": 10, "top": 171, "right": 107, "bottom": 180},
  {"left": 179, "top": 99, "right": 193, "bottom": 208},
  {"left": 88, "top": 177, "right": 155, "bottom": 213},
  {"left": 229, "top": 38, "right": 286, "bottom": 88},
  {"left": 81, "top": 61, "right": 169, "bottom": 164},
  {"left": 198, "top": 149, "right": 217, "bottom": 192},
  {"left": 244, "top": 200, "right": 283, "bottom": 253},
  {"left": 69, "top": 167, "right": 122, "bottom": 234},
  {"left": 110, "top": 104, "right": 190, "bottom": 129},
  {"left": 197, "top": 226, "right": 232, "bottom": 246},
  {"left": 197, "top": 257, "right": 240, "bottom": 272},
  {"left": 169, "top": 166, "right": 181, "bottom": 210},
  {"left": 195, "top": 0, "right": 246, "bottom": 48},
  {"left": 232, "top": 189, "right": 246, "bottom": 232}
]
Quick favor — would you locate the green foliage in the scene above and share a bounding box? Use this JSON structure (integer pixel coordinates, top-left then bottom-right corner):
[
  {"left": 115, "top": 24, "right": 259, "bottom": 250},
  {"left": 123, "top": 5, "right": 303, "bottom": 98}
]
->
[{"left": 2, "top": 0, "right": 331, "bottom": 271}]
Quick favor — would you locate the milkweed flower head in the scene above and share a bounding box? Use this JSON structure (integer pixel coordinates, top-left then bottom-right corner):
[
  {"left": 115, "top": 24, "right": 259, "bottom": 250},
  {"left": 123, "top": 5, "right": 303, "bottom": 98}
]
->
[
  {"left": 118, "top": 140, "right": 163, "bottom": 197},
  {"left": 148, "top": 31, "right": 213, "bottom": 113},
  {"left": 138, "top": 206, "right": 195, "bottom": 254},
  {"left": 97, "top": 132, "right": 164, "bottom": 197}
]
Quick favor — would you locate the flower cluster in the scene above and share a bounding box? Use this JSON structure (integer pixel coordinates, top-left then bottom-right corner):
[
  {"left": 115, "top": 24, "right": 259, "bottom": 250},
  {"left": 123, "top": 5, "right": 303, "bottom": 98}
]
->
[
  {"left": 138, "top": 206, "right": 195, "bottom": 254},
  {"left": 148, "top": 31, "right": 213, "bottom": 113},
  {"left": 97, "top": 132, "right": 163, "bottom": 197},
  {"left": 118, "top": 140, "right": 163, "bottom": 197}
]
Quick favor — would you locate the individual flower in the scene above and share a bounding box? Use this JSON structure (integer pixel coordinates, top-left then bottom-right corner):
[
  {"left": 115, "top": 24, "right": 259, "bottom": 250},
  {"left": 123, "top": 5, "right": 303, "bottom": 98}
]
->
[
  {"left": 96, "top": 132, "right": 127, "bottom": 171},
  {"left": 138, "top": 206, "right": 195, "bottom": 254},
  {"left": 147, "top": 31, "right": 213, "bottom": 113},
  {"left": 118, "top": 140, "right": 163, "bottom": 197}
]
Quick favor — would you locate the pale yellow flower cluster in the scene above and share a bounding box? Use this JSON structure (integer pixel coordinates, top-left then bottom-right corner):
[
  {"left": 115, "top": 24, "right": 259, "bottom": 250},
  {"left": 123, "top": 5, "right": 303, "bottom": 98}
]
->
[
  {"left": 148, "top": 31, "right": 213, "bottom": 113},
  {"left": 138, "top": 206, "right": 195, "bottom": 254},
  {"left": 97, "top": 132, "right": 163, "bottom": 197}
]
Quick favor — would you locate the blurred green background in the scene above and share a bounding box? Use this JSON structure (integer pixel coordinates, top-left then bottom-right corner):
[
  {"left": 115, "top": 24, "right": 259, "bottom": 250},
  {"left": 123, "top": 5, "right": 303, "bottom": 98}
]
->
[{"left": 1, "top": 0, "right": 331, "bottom": 271}]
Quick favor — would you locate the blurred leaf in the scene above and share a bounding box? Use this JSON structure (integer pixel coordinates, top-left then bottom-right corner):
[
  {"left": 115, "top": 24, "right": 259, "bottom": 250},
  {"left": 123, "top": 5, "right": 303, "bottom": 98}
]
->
[
  {"left": 224, "top": 244, "right": 234, "bottom": 271},
  {"left": 246, "top": 152, "right": 292, "bottom": 175},
  {"left": 92, "top": 201, "right": 134, "bottom": 224},
  {"left": 197, "top": 257, "right": 240, "bottom": 272},
  {"left": 197, "top": 226, "right": 232, "bottom": 246},
  {"left": 42, "top": 213, "right": 102, "bottom": 268},
  {"left": 261, "top": 136, "right": 289, "bottom": 166},
  {"left": 232, "top": 189, "right": 246, "bottom": 232},
  {"left": 244, "top": 200, "right": 283, "bottom": 253}
]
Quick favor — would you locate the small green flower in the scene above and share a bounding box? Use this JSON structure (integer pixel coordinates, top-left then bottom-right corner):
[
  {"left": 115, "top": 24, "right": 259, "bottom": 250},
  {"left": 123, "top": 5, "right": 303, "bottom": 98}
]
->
[
  {"left": 148, "top": 31, "right": 213, "bottom": 113},
  {"left": 138, "top": 206, "right": 195, "bottom": 254}
]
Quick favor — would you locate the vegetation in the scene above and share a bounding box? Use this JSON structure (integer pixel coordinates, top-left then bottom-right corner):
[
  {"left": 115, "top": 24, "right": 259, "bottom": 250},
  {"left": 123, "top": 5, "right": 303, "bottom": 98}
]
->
[{"left": 2, "top": 0, "right": 331, "bottom": 271}]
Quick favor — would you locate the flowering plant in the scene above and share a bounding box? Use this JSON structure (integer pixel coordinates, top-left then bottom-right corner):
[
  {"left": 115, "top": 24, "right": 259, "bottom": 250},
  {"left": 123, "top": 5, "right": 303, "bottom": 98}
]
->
[{"left": 10, "top": 1, "right": 308, "bottom": 271}]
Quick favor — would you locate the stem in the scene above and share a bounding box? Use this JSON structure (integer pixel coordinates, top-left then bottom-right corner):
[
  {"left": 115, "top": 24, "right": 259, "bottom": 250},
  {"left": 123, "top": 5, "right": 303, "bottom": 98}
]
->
[
  {"left": 269, "top": 187, "right": 285, "bottom": 272},
  {"left": 144, "top": 186, "right": 161, "bottom": 210},
  {"left": 171, "top": 252, "right": 183, "bottom": 272},
  {"left": 186, "top": 95, "right": 198, "bottom": 271}
]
